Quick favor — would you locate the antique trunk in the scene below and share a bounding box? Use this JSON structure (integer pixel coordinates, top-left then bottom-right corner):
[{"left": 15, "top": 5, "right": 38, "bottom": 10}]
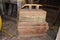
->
[
  {"left": 18, "top": 4, "right": 49, "bottom": 37},
  {"left": 18, "top": 22, "right": 49, "bottom": 37}
]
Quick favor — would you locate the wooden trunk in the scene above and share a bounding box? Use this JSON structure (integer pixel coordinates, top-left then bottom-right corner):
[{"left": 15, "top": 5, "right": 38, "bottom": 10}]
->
[
  {"left": 18, "top": 22, "right": 49, "bottom": 37},
  {"left": 18, "top": 9, "right": 49, "bottom": 37}
]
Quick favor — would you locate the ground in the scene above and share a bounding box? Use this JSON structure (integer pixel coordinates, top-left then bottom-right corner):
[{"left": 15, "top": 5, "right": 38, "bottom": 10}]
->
[{"left": 1, "top": 16, "right": 18, "bottom": 40}]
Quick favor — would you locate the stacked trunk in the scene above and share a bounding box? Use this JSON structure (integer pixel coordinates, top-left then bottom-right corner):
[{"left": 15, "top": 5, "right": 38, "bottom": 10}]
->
[{"left": 18, "top": 9, "right": 49, "bottom": 37}]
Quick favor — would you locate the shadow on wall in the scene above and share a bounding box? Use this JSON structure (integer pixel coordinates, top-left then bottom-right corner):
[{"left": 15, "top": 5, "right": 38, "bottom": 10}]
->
[
  {"left": 5, "top": 3, "right": 17, "bottom": 18},
  {"left": 43, "top": 6, "right": 60, "bottom": 40}
]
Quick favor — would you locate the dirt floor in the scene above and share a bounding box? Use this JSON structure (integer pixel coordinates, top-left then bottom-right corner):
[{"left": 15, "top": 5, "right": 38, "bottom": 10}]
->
[{"left": 0, "top": 16, "right": 18, "bottom": 40}]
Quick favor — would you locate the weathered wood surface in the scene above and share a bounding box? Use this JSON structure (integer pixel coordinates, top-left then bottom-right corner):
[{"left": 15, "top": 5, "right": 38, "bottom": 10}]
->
[
  {"left": 18, "top": 9, "right": 49, "bottom": 37},
  {"left": 19, "top": 10, "right": 47, "bottom": 23},
  {"left": 18, "top": 22, "right": 49, "bottom": 37}
]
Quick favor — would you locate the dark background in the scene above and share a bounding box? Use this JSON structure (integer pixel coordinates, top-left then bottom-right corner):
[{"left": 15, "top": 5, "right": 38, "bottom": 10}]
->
[{"left": 26, "top": 0, "right": 60, "bottom": 7}]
